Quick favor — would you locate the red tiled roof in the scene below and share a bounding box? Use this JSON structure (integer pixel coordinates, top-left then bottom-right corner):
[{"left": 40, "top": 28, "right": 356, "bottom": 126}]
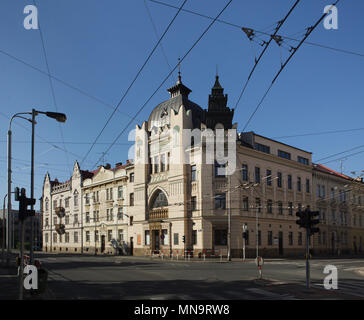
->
[{"left": 313, "top": 163, "right": 353, "bottom": 181}]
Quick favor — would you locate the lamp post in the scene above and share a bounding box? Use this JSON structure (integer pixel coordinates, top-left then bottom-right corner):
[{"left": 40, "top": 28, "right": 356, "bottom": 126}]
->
[
  {"left": 7, "top": 110, "right": 66, "bottom": 267},
  {"left": 29, "top": 109, "right": 66, "bottom": 264}
]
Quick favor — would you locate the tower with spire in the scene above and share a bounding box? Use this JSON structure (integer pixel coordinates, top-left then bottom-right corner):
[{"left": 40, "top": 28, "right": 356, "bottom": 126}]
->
[{"left": 203, "top": 74, "right": 234, "bottom": 129}]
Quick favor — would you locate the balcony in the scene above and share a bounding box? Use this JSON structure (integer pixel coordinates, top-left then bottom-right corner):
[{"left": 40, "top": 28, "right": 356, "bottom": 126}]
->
[
  {"left": 55, "top": 207, "right": 65, "bottom": 218},
  {"left": 55, "top": 224, "right": 65, "bottom": 235},
  {"left": 149, "top": 208, "right": 168, "bottom": 220}
]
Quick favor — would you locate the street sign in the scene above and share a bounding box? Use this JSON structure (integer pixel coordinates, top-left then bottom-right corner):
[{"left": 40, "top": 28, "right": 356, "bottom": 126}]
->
[{"left": 273, "top": 238, "right": 278, "bottom": 245}]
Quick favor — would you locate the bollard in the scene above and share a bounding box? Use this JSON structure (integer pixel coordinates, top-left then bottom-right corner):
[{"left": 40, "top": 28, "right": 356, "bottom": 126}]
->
[
  {"left": 161, "top": 253, "right": 164, "bottom": 260},
  {"left": 188, "top": 254, "right": 190, "bottom": 261},
  {"left": 203, "top": 253, "right": 206, "bottom": 261},
  {"left": 177, "top": 254, "right": 179, "bottom": 261},
  {"left": 220, "top": 254, "right": 222, "bottom": 262}
]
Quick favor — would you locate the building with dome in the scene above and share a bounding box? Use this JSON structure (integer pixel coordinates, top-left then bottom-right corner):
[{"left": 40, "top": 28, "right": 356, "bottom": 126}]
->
[{"left": 41, "top": 74, "right": 364, "bottom": 258}]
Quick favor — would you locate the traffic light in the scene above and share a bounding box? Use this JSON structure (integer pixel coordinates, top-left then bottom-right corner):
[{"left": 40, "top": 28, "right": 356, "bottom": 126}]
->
[
  {"left": 308, "top": 211, "right": 320, "bottom": 235},
  {"left": 15, "top": 187, "right": 36, "bottom": 221},
  {"left": 182, "top": 235, "right": 186, "bottom": 243},
  {"left": 296, "top": 209, "right": 309, "bottom": 228},
  {"left": 242, "top": 231, "right": 248, "bottom": 240}
]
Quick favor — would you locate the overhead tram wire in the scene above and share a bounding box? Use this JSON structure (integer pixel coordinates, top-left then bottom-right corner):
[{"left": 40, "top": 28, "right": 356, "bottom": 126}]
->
[
  {"left": 234, "top": 0, "right": 301, "bottom": 112},
  {"left": 320, "top": 150, "right": 364, "bottom": 165},
  {"left": 0, "top": 111, "right": 94, "bottom": 167},
  {"left": 315, "top": 144, "right": 364, "bottom": 163},
  {"left": 0, "top": 48, "right": 144, "bottom": 122},
  {"left": 242, "top": 1, "right": 341, "bottom": 132},
  {"left": 149, "top": 0, "right": 364, "bottom": 59},
  {"left": 91, "top": 0, "right": 233, "bottom": 169},
  {"left": 80, "top": 0, "right": 189, "bottom": 167},
  {"left": 273, "top": 127, "right": 364, "bottom": 139},
  {"left": 33, "top": 0, "right": 71, "bottom": 174}
]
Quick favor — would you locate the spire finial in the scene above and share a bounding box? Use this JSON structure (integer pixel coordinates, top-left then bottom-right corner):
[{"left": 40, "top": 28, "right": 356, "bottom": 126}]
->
[
  {"left": 216, "top": 64, "right": 218, "bottom": 78},
  {"left": 177, "top": 57, "right": 182, "bottom": 84}
]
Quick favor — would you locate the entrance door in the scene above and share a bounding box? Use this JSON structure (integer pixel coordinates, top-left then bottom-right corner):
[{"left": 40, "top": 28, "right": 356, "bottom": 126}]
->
[
  {"left": 153, "top": 230, "right": 160, "bottom": 252},
  {"left": 278, "top": 232, "right": 283, "bottom": 256},
  {"left": 101, "top": 235, "right": 105, "bottom": 253},
  {"left": 130, "top": 237, "right": 134, "bottom": 256}
]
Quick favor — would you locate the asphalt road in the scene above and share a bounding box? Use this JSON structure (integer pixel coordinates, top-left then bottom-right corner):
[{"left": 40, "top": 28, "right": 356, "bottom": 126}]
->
[{"left": 33, "top": 253, "right": 364, "bottom": 300}]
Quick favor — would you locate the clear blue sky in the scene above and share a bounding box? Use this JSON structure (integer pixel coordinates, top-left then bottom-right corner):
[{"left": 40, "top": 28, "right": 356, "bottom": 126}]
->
[{"left": 1, "top": 0, "right": 363, "bottom": 210}]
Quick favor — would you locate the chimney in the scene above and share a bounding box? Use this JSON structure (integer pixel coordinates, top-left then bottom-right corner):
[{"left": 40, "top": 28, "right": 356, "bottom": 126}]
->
[
  {"left": 115, "top": 162, "right": 123, "bottom": 168},
  {"left": 105, "top": 163, "right": 111, "bottom": 170}
]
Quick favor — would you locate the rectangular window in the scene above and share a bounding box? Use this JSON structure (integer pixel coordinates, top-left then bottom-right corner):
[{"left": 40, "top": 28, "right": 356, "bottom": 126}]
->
[
  {"left": 85, "top": 194, "right": 90, "bottom": 204},
  {"left": 130, "top": 193, "right": 134, "bottom": 207},
  {"left": 255, "top": 167, "right": 260, "bottom": 184},
  {"left": 277, "top": 172, "right": 282, "bottom": 188},
  {"left": 86, "top": 212, "right": 90, "bottom": 223},
  {"left": 65, "top": 216, "right": 69, "bottom": 225},
  {"left": 65, "top": 198, "right": 69, "bottom": 208},
  {"left": 74, "top": 194, "right": 79, "bottom": 207},
  {"left": 306, "top": 179, "right": 310, "bottom": 193},
  {"left": 45, "top": 233, "right": 49, "bottom": 243},
  {"left": 288, "top": 202, "right": 293, "bottom": 216},
  {"left": 145, "top": 230, "right": 150, "bottom": 245},
  {"left": 191, "top": 196, "right": 197, "bottom": 211},
  {"left": 267, "top": 200, "right": 273, "bottom": 214},
  {"left": 298, "top": 232, "right": 302, "bottom": 246},
  {"left": 278, "top": 150, "right": 291, "bottom": 160},
  {"left": 129, "top": 216, "right": 133, "bottom": 226},
  {"left": 118, "top": 186, "right": 123, "bottom": 199},
  {"left": 86, "top": 231, "right": 90, "bottom": 242},
  {"left": 298, "top": 156, "right": 309, "bottom": 165},
  {"left": 215, "top": 162, "right": 226, "bottom": 177},
  {"left": 288, "top": 175, "right": 292, "bottom": 190},
  {"left": 45, "top": 218, "right": 49, "bottom": 227},
  {"left": 118, "top": 207, "right": 123, "bottom": 220},
  {"left": 268, "top": 231, "right": 273, "bottom": 245},
  {"left": 243, "top": 197, "right": 249, "bottom": 211},
  {"left": 289, "top": 232, "right": 293, "bottom": 246},
  {"left": 192, "top": 230, "right": 197, "bottom": 245},
  {"left": 266, "top": 170, "right": 272, "bottom": 186},
  {"left": 117, "top": 230, "right": 123, "bottom": 242},
  {"left": 74, "top": 232, "right": 78, "bottom": 243},
  {"left": 154, "top": 156, "right": 159, "bottom": 173},
  {"left": 297, "top": 177, "right": 302, "bottom": 192},
  {"left": 160, "top": 154, "right": 166, "bottom": 172},
  {"left": 95, "top": 230, "right": 99, "bottom": 242},
  {"left": 321, "top": 185, "right": 326, "bottom": 198},
  {"left": 174, "top": 233, "right": 179, "bottom": 245},
  {"left": 215, "top": 193, "right": 226, "bottom": 209},
  {"left": 74, "top": 214, "right": 78, "bottom": 224},
  {"left": 255, "top": 198, "right": 261, "bottom": 213},
  {"left": 242, "top": 165, "right": 248, "bottom": 181},
  {"left": 108, "top": 230, "right": 113, "bottom": 242},
  {"left": 278, "top": 201, "right": 283, "bottom": 215},
  {"left": 254, "top": 143, "right": 270, "bottom": 154},
  {"left": 53, "top": 200, "right": 57, "bottom": 209},
  {"left": 53, "top": 232, "right": 57, "bottom": 243},
  {"left": 214, "top": 229, "right": 227, "bottom": 246},
  {"left": 53, "top": 217, "right": 57, "bottom": 225},
  {"left": 191, "top": 165, "right": 197, "bottom": 181},
  {"left": 65, "top": 232, "right": 70, "bottom": 243}
]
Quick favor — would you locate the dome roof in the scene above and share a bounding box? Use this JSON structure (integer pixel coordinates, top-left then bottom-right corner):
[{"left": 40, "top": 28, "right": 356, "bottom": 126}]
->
[{"left": 148, "top": 80, "right": 203, "bottom": 130}]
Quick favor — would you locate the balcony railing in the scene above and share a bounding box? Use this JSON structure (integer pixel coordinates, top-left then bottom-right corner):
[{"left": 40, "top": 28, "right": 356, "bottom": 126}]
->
[
  {"left": 149, "top": 208, "right": 168, "bottom": 220},
  {"left": 55, "top": 224, "right": 65, "bottom": 235},
  {"left": 55, "top": 207, "right": 65, "bottom": 218}
]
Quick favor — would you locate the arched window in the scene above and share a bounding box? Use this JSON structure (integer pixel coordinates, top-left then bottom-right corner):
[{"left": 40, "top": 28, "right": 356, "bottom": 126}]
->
[
  {"left": 173, "top": 126, "right": 180, "bottom": 147},
  {"left": 150, "top": 190, "right": 168, "bottom": 209},
  {"left": 74, "top": 190, "right": 79, "bottom": 207}
]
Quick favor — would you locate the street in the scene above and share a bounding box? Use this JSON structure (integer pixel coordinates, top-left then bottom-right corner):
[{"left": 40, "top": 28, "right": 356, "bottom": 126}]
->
[{"left": 31, "top": 254, "right": 364, "bottom": 300}]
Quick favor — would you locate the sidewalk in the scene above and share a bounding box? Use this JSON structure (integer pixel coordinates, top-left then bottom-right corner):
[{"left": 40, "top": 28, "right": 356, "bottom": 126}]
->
[{"left": 253, "top": 279, "right": 362, "bottom": 300}]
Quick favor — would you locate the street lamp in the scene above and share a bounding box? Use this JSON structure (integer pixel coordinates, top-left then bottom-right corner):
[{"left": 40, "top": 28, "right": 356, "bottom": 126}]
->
[{"left": 7, "top": 109, "right": 66, "bottom": 267}]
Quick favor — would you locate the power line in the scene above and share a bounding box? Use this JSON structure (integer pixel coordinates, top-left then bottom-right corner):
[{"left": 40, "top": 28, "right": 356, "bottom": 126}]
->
[
  {"left": 33, "top": 0, "right": 71, "bottom": 174},
  {"left": 234, "top": 0, "right": 301, "bottom": 111},
  {"left": 0, "top": 48, "right": 144, "bottom": 122},
  {"left": 320, "top": 150, "right": 364, "bottom": 165},
  {"left": 80, "top": 0, "right": 189, "bottom": 167},
  {"left": 273, "top": 127, "right": 364, "bottom": 139},
  {"left": 149, "top": 0, "right": 364, "bottom": 59},
  {"left": 0, "top": 111, "right": 94, "bottom": 166},
  {"left": 143, "top": 0, "right": 173, "bottom": 72},
  {"left": 315, "top": 144, "right": 364, "bottom": 163},
  {"left": 91, "top": 0, "right": 233, "bottom": 169},
  {"left": 0, "top": 140, "right": 132, "bottom": 146},
  {"left": 242, "top": 1, "right": 340, "bottom": 132}
]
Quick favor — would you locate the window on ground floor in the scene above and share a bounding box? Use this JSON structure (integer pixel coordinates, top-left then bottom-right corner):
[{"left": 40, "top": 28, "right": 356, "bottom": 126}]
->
[
  {"left": 192, "top": 230, "right": 197, "bottom": 245},
  {"left": 174, "top": 233, "right": 179, "bottom": 245}
]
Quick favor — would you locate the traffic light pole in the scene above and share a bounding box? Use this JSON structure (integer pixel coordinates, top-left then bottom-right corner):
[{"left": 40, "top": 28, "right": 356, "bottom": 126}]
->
[
  {"left": 306, "top": 229, "right": 310, "bottom": 289},
  {"left": 18, "top": 219, "right": 25, "bottom": 300}
]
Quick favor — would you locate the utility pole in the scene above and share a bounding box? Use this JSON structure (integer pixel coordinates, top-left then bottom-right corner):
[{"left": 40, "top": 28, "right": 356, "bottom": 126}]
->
[{"left": 29, "top": 109, "right": 36, "bottom": 264}]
